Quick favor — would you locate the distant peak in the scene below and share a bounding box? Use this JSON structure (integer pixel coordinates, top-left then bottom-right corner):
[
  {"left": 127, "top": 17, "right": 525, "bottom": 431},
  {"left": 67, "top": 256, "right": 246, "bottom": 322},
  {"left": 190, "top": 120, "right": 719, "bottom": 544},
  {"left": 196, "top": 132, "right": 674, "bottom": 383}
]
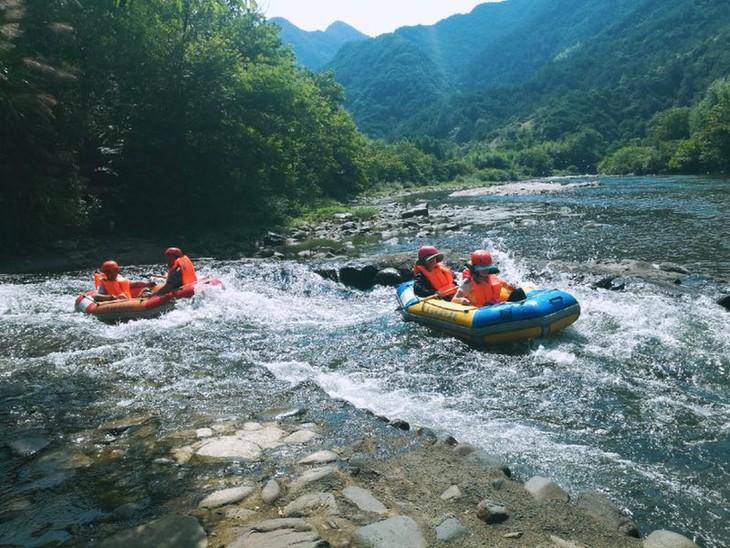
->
[
  {"left": 325, "top": 20, "right": 370, "bottom": 39},
  {"left": 326, "top": 21, "right": 355, "bottom": 32}
]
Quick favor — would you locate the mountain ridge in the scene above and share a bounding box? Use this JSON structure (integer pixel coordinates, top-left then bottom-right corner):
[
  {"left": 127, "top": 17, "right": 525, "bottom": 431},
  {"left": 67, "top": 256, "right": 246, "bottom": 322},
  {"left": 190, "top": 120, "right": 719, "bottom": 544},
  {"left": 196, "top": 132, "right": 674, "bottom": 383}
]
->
[{"left": 269, "top": 17, "right": 369, "bottom": 70}]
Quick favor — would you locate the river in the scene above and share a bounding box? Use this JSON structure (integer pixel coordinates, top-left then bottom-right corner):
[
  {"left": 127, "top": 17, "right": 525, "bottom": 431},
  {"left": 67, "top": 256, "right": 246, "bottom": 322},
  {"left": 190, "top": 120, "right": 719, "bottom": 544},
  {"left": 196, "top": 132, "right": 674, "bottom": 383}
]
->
[{"left": 1, "top": 175, "right": 729, "bottom": 547}]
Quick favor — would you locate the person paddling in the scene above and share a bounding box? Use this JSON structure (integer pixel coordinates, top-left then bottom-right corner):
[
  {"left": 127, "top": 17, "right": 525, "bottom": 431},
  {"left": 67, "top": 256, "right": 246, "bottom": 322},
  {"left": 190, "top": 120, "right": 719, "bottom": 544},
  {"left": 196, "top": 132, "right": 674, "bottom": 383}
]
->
[
  {"left": 412, "top": 245, "right": 458, "bottom": 299},
  {"left": 143, "top": 247, "right": 197, "bottom": 297}
]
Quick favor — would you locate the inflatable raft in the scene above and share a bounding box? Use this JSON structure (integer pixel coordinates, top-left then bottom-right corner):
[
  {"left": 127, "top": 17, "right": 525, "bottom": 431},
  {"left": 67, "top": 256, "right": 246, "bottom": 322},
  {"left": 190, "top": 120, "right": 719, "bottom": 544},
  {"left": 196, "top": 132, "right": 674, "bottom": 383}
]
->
[
  {"left": 395, "top": 280, "right": 580, "bottom": 345},
  {"left": 74, "top": 277, "right": 223, "bottom": 323}
]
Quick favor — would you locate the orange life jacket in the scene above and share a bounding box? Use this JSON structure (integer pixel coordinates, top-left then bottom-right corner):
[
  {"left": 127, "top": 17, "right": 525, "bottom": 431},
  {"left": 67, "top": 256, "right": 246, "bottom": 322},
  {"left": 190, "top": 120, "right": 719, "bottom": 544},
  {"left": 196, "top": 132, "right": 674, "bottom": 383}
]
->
[
  {"left": 94, "top": 272, "right": 132, "bottom": 298},
  {"left": 169, "top": 255, "right": 197, "bottom": 286},
  {"left": 467, "top": 274, "right": 508, "bottom": 307},
  {"left": 413, "top": 262, "right": 455, "bottom": 294}
]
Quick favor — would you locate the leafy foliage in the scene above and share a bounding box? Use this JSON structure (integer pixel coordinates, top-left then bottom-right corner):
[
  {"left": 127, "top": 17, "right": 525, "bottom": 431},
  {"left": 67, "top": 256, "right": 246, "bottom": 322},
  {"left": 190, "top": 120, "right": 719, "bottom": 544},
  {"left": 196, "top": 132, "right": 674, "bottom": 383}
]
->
[{"left": 0, "top": 0, "right": 369, "bottom": 249}]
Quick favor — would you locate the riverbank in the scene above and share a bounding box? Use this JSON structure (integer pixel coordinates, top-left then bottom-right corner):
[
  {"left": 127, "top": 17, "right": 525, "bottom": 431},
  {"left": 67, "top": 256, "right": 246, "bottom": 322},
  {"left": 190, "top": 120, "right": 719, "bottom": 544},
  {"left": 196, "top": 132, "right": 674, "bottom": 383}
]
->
[{"left": 92, "top": 407, "right": 697, "bottom": 548}]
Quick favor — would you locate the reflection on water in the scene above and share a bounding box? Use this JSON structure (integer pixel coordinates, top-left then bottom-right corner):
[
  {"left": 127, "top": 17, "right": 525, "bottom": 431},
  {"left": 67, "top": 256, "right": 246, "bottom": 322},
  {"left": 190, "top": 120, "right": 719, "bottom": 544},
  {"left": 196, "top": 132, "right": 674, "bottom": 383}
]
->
[{"left": 1, "top": 176, "right": 729, "bottom": 547}]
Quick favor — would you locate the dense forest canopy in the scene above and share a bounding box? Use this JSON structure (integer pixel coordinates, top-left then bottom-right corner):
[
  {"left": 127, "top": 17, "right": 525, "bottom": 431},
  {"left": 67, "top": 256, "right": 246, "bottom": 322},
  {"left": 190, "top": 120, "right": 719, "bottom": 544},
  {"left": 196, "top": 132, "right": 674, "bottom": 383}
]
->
[
  {"left": 2, "top": 0, "right": 730, "bottom": 252},
  {"left": 0, "top": 0, "right": 369, "bottom": 249}
]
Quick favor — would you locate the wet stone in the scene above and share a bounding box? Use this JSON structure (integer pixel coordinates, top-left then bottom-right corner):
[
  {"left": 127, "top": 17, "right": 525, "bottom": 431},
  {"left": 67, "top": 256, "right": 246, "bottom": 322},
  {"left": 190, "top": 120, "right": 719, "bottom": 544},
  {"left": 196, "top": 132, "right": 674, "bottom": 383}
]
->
[
  {"left": 99, "top": 515, "right": 207, "bottom": 548},
  {"left": 282, "top": 492, "right": 340, "bottom": 517},
  {"left": 8, "top": 437, "right": 51, "bottom": 457},
  {"left": 198, "top": 485, "right": 255, "bottom": 509},
  {"left": 195, "top": 436, "right": 262, "bottom": 461},
  {"left": 298, "top": 450, "right": 339, "bottom": 464}
]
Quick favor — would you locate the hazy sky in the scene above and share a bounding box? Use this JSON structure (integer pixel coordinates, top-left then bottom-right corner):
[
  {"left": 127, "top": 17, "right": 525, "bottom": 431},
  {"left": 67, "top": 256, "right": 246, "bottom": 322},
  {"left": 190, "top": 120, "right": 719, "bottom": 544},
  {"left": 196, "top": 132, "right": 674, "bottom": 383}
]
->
[{"left": 260, "top": 1, "right": 498, "bottom": 37}]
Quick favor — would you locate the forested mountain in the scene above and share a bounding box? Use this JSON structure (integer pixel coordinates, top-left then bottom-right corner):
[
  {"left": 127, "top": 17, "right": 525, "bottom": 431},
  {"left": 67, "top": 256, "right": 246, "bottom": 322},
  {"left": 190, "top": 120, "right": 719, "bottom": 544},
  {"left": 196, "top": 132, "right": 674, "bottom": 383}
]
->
[
  {"left": 325, "top": 0, "right": 730, "bottom": 144},
  {"left": 394, "top": 0, "right": 638, "bottom": 91},
  {"left": 270, "top": 17, "right": 368, "bottom": 70},
  {"left": 328, "top": 34, "right": 452, "bottom": 135}
]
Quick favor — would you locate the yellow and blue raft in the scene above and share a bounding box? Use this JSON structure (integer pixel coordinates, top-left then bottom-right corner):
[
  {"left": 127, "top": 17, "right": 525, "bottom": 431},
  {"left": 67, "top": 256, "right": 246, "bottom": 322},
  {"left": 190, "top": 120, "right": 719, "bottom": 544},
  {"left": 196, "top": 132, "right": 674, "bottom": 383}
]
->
[{"left": 395, "top": 280, "right": 580, "bottom": 345}]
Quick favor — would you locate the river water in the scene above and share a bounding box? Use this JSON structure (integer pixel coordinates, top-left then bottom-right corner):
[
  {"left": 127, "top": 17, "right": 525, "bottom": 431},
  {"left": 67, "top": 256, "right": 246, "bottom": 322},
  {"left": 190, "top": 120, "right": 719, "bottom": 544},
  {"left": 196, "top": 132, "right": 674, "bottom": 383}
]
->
[{"left": 1, "top": 176, "right": 729, "bottom": 547}]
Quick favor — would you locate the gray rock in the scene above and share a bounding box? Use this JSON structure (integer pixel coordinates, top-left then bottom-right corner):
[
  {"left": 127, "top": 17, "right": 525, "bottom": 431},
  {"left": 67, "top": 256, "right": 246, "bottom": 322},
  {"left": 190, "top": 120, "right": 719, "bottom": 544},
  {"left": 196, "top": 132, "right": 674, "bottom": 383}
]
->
[
  {"left": 261, "top": 479, "right": 281, "bottom": 504},
  {"left": 524, "top": 476, "right": 569, "bottom": 502},
  {"left": 230, "top": 518, "right": 324, "bottom": 548},
  {"left": 289, "top": 465, "right": 338, "bottom": 491},
  {"left": 342, "top": 485, "right": 388, "bottom": 514},
  {"left": 351, "top": 515, "right": 427, "bottom": 548},
  {"left": 440, "top": 485, "right": 461, "bottom": 501},
  {"left": 282, "top": 492, "right": 339, "bottom": 517},
  {"left": 298, "top": 450, "right": 339, "bottom": 464},
  {"left": 660, "top": 263, "right": 691, "bottom": 275},
  {"left": 98, "top": 415, "right": 153, "bottom": 435},
  {"left": 643, "top": 529, "right": 699, "bottom": 548},
  {"left": 389, "top": 419, "right": 410, "bottom": 430},
  {"left": 99, "top": 515, "right": 207, "bottom": 548},
  {"left": 339, "top": 264, "right": 378, "bottom": 290},
  {"left": 198, "top": 485, "right": 254, "bottom": 509},
  {"left": 262, "top": 232, "right": 286, "bottom": 246},
  {"left": 195, "top": 436, "right": 262, "bottom": 461},
  {"left": 476, "top": 500, "right": 509, "bottom": 524},
  {"left": 284, "top": 430, "right": 319, "bottom": 444},
  {"left": 401, "top": 205, "right": 429, "bottom": 219},
  {"left": 593, "top": 275, "right": 626, "bottom": 291},
  {"left": 235, "top": 423, "right": 288, "bottom": 449},
  {"left": 374, "top": 267, "right": 402, "bottom": 287},
  {"left": 464, "top": 449, "right": 511, "bottom": 477},
  {"left": 255, "top": 407, "right": 307, "bottom": 421},
  {"left": 435, "top": 517, "right": 470, "bottom": 542},
  {"left": 575, "top": 491, "right": 639, "bottom": 537},
  {"left": 453, "top": 443, "right": 476, "bottom": 456}
]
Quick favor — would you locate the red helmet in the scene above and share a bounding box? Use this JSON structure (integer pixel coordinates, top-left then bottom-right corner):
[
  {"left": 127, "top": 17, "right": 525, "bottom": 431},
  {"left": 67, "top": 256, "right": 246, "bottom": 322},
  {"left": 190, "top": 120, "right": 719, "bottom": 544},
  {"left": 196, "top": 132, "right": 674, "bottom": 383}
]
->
[
  {"left": 164, "top": 247, "right": 183, "bottom": 258},
  {"left": 417, "top": 245, "right": 443, "bottom": 263},
  {"left": 100, "top": 260, "right": 119, "bottom": 273},
  {"left": 470, "top": 250, "right": 493, "bottom": 267}
]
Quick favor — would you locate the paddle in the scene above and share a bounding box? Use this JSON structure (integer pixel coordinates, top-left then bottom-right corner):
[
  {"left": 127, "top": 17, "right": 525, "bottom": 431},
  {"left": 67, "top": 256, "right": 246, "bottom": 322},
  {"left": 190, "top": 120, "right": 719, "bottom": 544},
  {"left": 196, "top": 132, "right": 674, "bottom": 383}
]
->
[
  {"left": 417, "top": 284, "right": 459, "bottom": 302},
  {"left": 419, "top": 293, "right": 447, "bottom": 302}
]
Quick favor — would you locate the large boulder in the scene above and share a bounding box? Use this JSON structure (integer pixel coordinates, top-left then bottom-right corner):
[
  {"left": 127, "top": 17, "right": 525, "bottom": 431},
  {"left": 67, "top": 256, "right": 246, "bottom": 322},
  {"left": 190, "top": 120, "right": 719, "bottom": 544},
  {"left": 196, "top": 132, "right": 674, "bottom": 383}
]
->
[{"left": 339, "top": 264, "right": 378, "bottom": 290}]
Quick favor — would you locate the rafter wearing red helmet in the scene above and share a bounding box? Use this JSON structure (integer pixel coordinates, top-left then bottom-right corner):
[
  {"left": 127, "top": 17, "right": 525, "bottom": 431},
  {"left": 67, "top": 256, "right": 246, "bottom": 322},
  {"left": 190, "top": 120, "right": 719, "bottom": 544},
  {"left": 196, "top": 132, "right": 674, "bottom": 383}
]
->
[
  {"left": 93, "top": 260, "right": 157, "bottom": 302},
  {"left": 453, "top": 250, "right": 525, "bottom": 307},
  {"left": 412, "top": 245, "right": 457, "bottom": 299},
  {"left": 93, "top": 260, "right": 132, "bottom": 302},
  {"left": 145, "top": 246, "right": 197, "bottom": 297}
]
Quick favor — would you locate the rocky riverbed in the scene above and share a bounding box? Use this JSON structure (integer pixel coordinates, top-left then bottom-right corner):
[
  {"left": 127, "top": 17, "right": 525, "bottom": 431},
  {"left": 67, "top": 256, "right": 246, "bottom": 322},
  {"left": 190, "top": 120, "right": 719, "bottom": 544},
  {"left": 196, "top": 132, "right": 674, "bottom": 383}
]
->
[{"left": 91, "top": 409, "right": 697, "bottom": 548}]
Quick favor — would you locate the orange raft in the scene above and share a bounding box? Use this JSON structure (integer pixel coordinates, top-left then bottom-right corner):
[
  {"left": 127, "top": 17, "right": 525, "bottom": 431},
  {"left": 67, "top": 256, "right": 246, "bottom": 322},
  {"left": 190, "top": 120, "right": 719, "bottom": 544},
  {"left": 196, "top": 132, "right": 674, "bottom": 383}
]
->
[{"left": 74, "top": 277, "right": 223, "bottom": 323}]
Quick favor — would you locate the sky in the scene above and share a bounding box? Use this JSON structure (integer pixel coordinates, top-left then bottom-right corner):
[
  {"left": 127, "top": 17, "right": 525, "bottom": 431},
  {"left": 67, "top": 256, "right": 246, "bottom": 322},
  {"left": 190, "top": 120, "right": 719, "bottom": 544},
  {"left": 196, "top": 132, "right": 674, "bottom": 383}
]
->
[{"left": 260, "top": 1, "right": 498, "bottom": 37}]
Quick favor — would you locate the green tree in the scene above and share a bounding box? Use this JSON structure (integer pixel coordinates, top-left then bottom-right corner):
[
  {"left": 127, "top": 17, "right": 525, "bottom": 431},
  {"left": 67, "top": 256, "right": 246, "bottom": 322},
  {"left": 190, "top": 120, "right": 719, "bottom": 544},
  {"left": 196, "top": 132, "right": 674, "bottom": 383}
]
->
[
  {"left": 691, "top": 77, "right": 730, "bottom": 172},
  {"left": 0, "top": 0, "right": 86, "bottom": 248}
]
